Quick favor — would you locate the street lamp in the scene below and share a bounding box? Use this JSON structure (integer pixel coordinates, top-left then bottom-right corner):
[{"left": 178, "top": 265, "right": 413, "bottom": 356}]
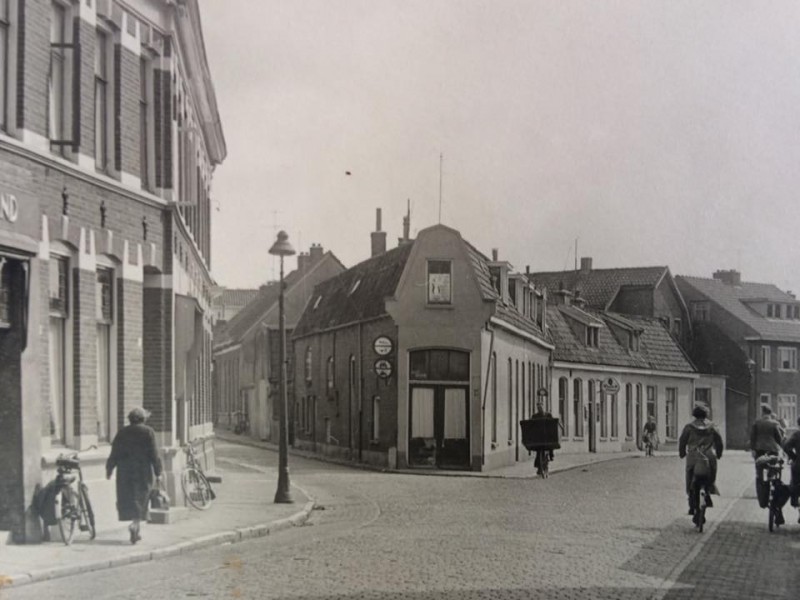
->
[
  {"left": 746, "top": 357, "right": 757, "bottom": 437},
  {"left": 269, "top": 230, "right": 295, "bottom": 503}
]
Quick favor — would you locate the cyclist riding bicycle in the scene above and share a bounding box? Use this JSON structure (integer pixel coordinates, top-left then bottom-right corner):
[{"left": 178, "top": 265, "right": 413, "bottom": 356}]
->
[
  {"left": 643, "top": 417, "right": 658, "bottom": 455},
  {"left": 678, "top": 404, "right": 723, "bottom": 517},
  {"left": 750, "top": 403, "right": 784, "bottom": 519},
  {"left": 531, "top": 402, "right": 555, "bottom": 477}
]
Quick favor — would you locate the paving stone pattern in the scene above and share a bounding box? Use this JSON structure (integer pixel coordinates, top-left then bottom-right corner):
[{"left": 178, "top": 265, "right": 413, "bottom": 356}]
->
[{"left": 5, "top": 444, "right": 794, "bottom": 600}]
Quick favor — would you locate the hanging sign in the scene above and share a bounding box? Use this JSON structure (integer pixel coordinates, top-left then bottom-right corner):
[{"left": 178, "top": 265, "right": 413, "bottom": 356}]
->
[
  {"left": 373, "top": 335, "right": 393, "bottom": 356},
  {"left": 602, "top": 377, "right": 620, "bottom": 393},
  {"left": 374, "top": 359, "right": 393, "bottom": 379}
]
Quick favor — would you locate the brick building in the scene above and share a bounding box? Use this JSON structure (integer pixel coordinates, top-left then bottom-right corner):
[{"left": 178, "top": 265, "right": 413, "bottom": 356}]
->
[
  {"left": 0, "top": 0, "right": 225, "bottom": 542},
  {"left": 291, "top": 219, "right": 553, "bottom": 471},
  {"left": 213, "top": 245, "right": 344, "bottom": 441},
  {"left": 677, "top": 270, "right": 800, "bottom": 449}
]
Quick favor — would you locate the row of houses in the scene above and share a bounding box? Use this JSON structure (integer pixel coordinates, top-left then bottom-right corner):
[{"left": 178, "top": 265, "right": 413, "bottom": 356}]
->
[
  {"left": 215, "top": 210, "right": 800, "bottom": 472},
  {"left": 1, "top": 0, "right": 224, "bottom": 542}
]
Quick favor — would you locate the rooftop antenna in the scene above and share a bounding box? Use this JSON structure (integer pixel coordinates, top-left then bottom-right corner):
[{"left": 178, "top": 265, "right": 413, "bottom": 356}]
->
[{"left": 438, "top": 153, "right": 443, "bottom": 224}]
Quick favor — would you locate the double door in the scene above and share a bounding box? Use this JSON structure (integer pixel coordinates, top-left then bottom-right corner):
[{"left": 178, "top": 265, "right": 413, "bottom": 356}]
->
[{"left": 409, "top": 385, "right": 470, "bottom": 469}]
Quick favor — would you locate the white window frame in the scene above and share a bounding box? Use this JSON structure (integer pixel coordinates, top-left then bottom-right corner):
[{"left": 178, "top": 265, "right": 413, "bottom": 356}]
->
[
  {"left": 777, "top": 394, "right": 797, "bottom": 427},
  {"left": 665, "top": 388, "right": 678, "bottom": 439},
  {"left": 95, "top": 261, "right": 117, "bottom": 443},
  {"left": 94, "top": 24, "right": 116, "bottom": 175},
  {"left": 139, "top": 52, "right": 156, "bottom": 190},
  {"left": 761, "top": 346, "right": 771, "bottom": 372},
  {"left": 49, "top": 0, "right": 77, "bottom": 157},
  {"left": 778, "top": 347, "right": 797, "bottom": 372},
  {"left": 427, "top": 259, "right": 452, "bottom": 305},
  {"left": 48, "top": 250, "right": 74, "bottom": 447}
]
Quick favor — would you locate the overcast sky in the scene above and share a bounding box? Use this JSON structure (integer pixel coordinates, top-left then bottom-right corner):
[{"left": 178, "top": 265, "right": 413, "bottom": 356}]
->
[{"left": 202, "top": 1, "right": 800, "bottom": 295}]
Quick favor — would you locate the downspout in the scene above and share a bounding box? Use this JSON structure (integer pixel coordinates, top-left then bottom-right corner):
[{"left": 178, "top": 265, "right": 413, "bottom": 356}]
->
[
  {"left": 481, "top": 324, "right": 496, "bottom": 467},
  {"left": 358, "top": 321, "right": 364, "bottom": 462}
]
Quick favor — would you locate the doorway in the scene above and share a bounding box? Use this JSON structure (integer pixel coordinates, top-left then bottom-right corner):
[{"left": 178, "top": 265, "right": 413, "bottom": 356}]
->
[{"left": 409, "top": 385, "right": 469, "bottom": 469}]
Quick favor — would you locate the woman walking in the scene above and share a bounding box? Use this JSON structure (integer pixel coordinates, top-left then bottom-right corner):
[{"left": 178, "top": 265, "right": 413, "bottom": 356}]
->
[{"left": 106, "top": 407, "right": 163, "bottom": 544}]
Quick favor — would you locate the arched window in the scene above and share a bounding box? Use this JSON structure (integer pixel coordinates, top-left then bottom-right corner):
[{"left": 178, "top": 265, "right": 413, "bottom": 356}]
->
[
  {"left": 573, "top": 379, "right": 583, "bottom": 437},
  {"left": 558, "top": 377, "right": 568, "bottom": 438}
]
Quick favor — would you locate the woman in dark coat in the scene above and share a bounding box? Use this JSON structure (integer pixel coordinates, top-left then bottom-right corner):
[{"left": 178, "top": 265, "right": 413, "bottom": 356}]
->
[
  {"left": 678, "top": 404, "right": 724, "bottom": 522},
  {"left": 106, "top": 407, "right": 163, "bottom": 544}
]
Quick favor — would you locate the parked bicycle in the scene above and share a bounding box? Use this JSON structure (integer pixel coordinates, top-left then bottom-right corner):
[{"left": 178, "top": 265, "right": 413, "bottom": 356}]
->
[
  {"left": 181, "top": 442, "right": 215, "bottom": 510},
  {"left": 54, "top": 447, "right": 97, "bottom": 545}
]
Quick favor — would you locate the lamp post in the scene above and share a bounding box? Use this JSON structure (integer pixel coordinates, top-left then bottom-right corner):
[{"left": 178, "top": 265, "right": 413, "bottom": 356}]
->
[
  {"left": 746, "top": 356, "right": 757, "bottom": 437},
  {"left": 269, "top": 230, "right": 295, "bottom": 503}
]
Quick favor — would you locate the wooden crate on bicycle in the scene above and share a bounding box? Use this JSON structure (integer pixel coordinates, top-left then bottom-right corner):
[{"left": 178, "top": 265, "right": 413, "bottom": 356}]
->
[{"left": 519, "top": 417, "right": 561, "bottom": 452}]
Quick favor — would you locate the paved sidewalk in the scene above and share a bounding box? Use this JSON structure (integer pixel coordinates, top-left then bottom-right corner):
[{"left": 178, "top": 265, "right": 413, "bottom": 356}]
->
[{"left": 0, "top": 456, "right": 314, "bottom": 590}]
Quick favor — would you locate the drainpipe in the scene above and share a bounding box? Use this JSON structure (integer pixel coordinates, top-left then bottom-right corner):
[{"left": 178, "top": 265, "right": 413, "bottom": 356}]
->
[
  {"left": 481, "top": 324, "right": 496, "bottom": 467},
  {"left": 358, "top": 321, "right": 363, "bottom": 462}
]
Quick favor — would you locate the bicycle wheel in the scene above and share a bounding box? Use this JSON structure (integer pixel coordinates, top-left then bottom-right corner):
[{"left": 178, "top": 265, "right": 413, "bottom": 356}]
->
[
  {"left": 57, "top": 488, "right": 76, "bottom": 545},
  {"left": 80, "top": 484, "right": 96, "bottom": 540},
  {"left": 181, "top": 468, "right": 213, "bottom": 510}
]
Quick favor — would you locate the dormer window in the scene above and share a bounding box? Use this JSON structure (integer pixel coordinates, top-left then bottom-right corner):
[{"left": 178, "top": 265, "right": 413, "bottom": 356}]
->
[
  {"left": 586, "top": 326, "right": 599, "bottom": 348},
  {"left": 489, "top": 266, "right": 501, "bottom": 296},
  {"left": 507, "top": 277, "right": 516, "bottom": 305},
  {"left": 628, "top": 331, "right": 640, "bottom": 352}
]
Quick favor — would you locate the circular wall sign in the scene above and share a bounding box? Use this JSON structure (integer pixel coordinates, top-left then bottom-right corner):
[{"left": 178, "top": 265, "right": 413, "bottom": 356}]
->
[
  {"left": 374, "top": 359, "right": 393, "bottom": 379},
  {"left": 373, "top": 335, "right": 393, "bottom": 356}
]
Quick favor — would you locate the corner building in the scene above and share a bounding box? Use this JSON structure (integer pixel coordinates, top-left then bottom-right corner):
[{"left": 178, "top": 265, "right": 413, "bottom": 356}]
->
[
  {"left": 0, "top": 0, "right": 225, "bottom": 542},
  {"left": 292, "top": 223, "right": 553, "bottom": 471}
]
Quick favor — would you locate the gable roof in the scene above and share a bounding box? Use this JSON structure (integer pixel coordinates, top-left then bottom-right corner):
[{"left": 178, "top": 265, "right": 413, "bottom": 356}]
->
[
  {"left": 531, "top": 266, "right": 668, "bottom": 309},
  {"left": 548, "top": 309, "right": 695, "bottom": 373},
  {"left": 214, "top": 252, "right": 343, "bottom": 349},
  {"left": 293, "top": 244, "right": 414, "bottom": 338},
  {"left": 677, "top": 276, "right": 800, "bottom": 342}
]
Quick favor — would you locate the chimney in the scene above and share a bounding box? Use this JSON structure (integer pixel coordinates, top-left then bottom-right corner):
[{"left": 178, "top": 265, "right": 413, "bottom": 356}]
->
[
  {"left": 492, "top": 248, "right": 499, "bottom": 261},
  {"left": 580, "top": 257, "right": 592, "bottom": 274},
  {"left": 370, "top": 208, "right": 387, "bottom": 257},
  {"left": 398, "top": 199, "right": 412, "bottom": 246},
  {"left": 297, "top": 252, "right": 309, "bottom": 272},
  {"left": 554, "top": 280, "right": 573, "bottom": 306},
  {"left": 712, "top": 269, "right": 741, "bottom": 286},
  {"left": 309, "top": 243, "right": 323, "bottom": 265}
]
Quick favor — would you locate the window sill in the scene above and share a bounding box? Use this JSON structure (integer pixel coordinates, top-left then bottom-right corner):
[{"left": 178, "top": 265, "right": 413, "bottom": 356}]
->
[{"left": 426, "top": 303, "right": 454, "bottom": 310}]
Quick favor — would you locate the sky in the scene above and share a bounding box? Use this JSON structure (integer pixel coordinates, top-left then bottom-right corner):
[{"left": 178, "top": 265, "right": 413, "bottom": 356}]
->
[{"left": 201, "top": 0, "right": 800, "bottom": 295}]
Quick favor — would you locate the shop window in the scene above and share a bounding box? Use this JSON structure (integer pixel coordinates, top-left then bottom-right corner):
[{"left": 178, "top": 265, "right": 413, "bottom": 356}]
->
[{"left": 427, "top": 259, "right": 452, "bottom": 304}]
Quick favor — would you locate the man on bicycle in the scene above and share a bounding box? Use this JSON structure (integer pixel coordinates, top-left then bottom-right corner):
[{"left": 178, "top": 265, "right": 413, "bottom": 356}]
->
[
  {"left": 781, "top": 416, "right": 800, "bottom": 522},
  {"left": 643, "top": 416, "right": 658, "bottom": 455},
  {"left": 531, "top": 402, "right": 555, "bottom": 476},
  {"left": 750, "top": 403, "right": 784, "bottom": 513},
  {"left": 679, "top": 404, "right": 723, "bottom": 517}
]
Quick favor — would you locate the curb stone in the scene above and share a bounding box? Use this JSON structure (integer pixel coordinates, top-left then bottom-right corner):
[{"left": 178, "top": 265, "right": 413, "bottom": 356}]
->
[{"left": 2, "top": 501, "right": 315, "bottom": 589}]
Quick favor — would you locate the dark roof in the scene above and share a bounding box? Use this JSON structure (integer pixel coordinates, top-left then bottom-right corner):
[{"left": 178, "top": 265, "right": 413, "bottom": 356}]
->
[
  {"left": 677, "top": 276, "right": 800, "bottom": 342},
  {"left": 293, "top": 244, "right": 414, "bottom": 338},
  {"left": 548, "top": 308, "right": 695, "bottom": 373},
  {"left": 213, "top": 288, "right": 260, "bottom": 308},
  {"left": 531, "top": 267, "right": 667, "bottom": 309}
]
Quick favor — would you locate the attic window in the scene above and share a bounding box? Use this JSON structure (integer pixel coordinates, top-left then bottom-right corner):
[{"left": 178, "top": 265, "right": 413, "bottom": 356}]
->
[
  {"left": 628, "top": 331, "right": 640, "bottom": 352},
  {"left": 586, "top": 326, "right": 599, "bottom": 348},
  {"left": 349, "top": 279, "right": 361, "bottom": 295},
  {"left": 313, "top": 295, "right": 322, "bottom": 310}
]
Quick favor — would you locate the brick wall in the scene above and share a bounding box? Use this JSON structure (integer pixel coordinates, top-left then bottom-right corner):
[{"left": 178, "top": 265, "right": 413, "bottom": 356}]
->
[
  {"left": 16, "top": 0, "right": 49, "bottom": 135},
  {"left": 117, "top": 278, "right": 143, "bottom": 428},
  {"left": 118, "top": 45, "right": 140, "bottom": 177},
  {"left": 78, "top": 18, "right": 96, "bottom": 158},
  {"left": 143, "top": 286, "right": 172, "bottom": 433}
]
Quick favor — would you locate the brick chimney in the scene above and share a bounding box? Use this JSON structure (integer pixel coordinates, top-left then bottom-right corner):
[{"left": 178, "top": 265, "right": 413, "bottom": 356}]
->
[
  {"left": 398, "top": 199, "right": 412, "bottom": 246},
  {"left": 297, "top": 252, "right": 309, "bottom": 272},
  {"left": 371, "top": 208, "right": 387, "bottom": 257},
  {"left": 580, "top": 257, "right": 592, "bottom": 274},
  {"left": 309, "top": 243, "right": 324, "bottom": 265},
  {"left": 712, "top": 269, "right": 741, "bottom": 286}
]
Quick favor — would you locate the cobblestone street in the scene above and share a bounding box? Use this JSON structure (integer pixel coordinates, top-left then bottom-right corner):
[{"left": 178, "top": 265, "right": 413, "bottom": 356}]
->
[{"left": 5, "top": 442, "right": 796, "bottom": 600}]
